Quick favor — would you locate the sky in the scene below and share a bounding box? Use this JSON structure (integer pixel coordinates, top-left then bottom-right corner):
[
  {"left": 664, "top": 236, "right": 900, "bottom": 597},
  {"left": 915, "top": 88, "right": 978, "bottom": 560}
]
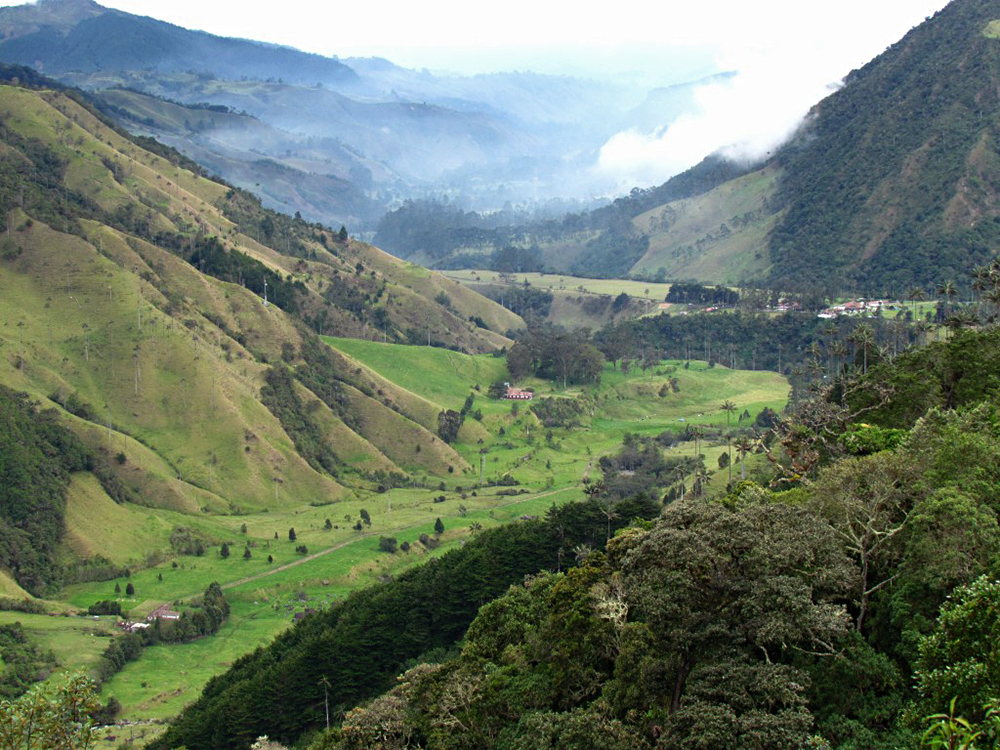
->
[{"left": 78, "top": 0, "right": 954, "bottom": 188}]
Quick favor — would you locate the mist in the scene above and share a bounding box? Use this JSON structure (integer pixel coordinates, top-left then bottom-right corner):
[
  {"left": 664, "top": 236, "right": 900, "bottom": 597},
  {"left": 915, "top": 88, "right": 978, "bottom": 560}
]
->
[{"left": 593, "top": 0, "right": 950, "bottom": 191}]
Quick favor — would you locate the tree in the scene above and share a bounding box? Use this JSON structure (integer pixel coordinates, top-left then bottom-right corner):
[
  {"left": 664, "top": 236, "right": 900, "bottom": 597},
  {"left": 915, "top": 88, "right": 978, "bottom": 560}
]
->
[
  {"left": 338, "top": 225, "right": 348, "bottom": 242},
  {"left": 243, "top": 547, "right": 252, "bottom": 560},
  {"left": 437, "top": 409, "right": 463, "bottom": 443},
  {"left": 360, "top": 509, "right": 371, "bottom": 526},
  {"left": 288, "top": 528, "right": 296, "bottom": 542},
  {"left": 114, "top": 583, "right": 121, "bottom": 594},
  {"left": 848, "top": 322, "right": 876, "bottom": 374},
  {"left": 808, "top": 452, "right": 911, "bottom": 632},
  {"left": 324, "top": 518, "right": 332, "bottom": 530},
  {"left": 618, "top": 502, "right": 853, "bottom": 747},
  {"left": 720, "top": 399, "right": 737, "bottom": 482},
  {"left": 125, "top": 582, "right": 135, "bottom": 596},
  {"left": 267, "top": 554, "right": 273, "bottom": 563},
  {"left": 434, "top": 518, "right": 445, "bottom": 536},
  {"left": 0, "top": 672, "right": 100, "bottom": 750},
  {"left": 914, "top": 576, "right": 1000, "bottom": 724},
  {"left": 220, "top": 543, "right": 230, "bottom": 559},
  {"left": 378, "top": 537, "right": 398, "bottom": 554}
]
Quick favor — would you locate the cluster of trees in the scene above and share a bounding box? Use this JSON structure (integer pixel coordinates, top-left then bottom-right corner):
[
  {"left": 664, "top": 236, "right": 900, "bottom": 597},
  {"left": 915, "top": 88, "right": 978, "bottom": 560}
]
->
[
  {"left": 506, "top": 329, "right": 605, "bottom": 387},
  {"left": 0, "top": 624, "right": 57, "bottom": 700},
  {"left": 0, "top": 387, "right": 92, "bottom": 595},
  {"left": 437, "top": 393, "right": 478, "bottom": 444},
  {"left": 665, "top": 282, "right": 739, "bottom": 306},
  {"left": 187, "top": 236, "right": 304, "bottom": 313},
  {"left": 475, "top": 283, "right": 553, "bottom": 324},
  {"left": 260, "top": 365, "right": 340, "bottom": 477}
]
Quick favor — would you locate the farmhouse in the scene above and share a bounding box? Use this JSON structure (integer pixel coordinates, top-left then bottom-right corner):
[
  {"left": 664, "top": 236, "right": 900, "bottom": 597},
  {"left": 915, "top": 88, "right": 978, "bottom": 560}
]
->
[
  {"left": 504, "top": 384, "right": 534, "bottom": 400},
  {"left": 146, "top": 603, "right": 181, "bottom": 622}
]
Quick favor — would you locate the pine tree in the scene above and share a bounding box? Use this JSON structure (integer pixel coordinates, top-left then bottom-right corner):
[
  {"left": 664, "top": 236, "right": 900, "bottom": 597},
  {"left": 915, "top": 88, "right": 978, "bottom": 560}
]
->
[
  {"left": 289, "top": 528, "right": 297, "bottom": 541},
  {"left": 243, "top": 547, "right": 252, "bottom": 560},
  {"left": 125, "top": 582, "right": 135, "bottom": 596},
  {"left": 434, "top": 517, "right": 445, "bottom": 536},
  {"left": 220, "top": 543, "right": 230, "bottom": 559}
]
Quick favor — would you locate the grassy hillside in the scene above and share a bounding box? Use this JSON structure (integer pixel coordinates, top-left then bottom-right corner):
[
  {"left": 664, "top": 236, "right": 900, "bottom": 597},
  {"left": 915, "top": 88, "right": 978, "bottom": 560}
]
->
[
  {"left": 440, "top": 270, "right": 671, "bottom": 329},
  {"left": 631, "top": 165, "right": 780, "bottom": 283}
]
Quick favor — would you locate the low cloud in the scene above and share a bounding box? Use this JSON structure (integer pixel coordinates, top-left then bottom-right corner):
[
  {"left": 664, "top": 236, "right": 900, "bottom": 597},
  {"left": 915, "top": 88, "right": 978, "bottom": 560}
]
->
[
  {"left": 595, "top": 57, "right": 842, "bottom": 190},
  {"left": 594, "top": 0, "right": 948, "bottom": 191}
]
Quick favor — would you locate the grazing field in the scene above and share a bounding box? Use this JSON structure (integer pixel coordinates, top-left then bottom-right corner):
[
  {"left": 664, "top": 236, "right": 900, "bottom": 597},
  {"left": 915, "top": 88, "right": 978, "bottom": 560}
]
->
[{"left": 440, "top": 270, "right": 673, "bottom": 300}]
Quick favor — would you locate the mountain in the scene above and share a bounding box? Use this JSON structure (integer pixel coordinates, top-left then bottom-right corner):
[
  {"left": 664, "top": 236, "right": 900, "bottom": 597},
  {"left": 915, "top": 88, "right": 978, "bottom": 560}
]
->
[
  {"left": 399, "top": 0, "right": 1000, "bottom": 294},
  {"left": 0, "top": 66, "right": 527, "bottom": 597},
  {"left": 0, "top": 0, "right": 726, "bottom": 229},
  {"left": 0, "top": 0, "right": 356, "bottom": 84}
]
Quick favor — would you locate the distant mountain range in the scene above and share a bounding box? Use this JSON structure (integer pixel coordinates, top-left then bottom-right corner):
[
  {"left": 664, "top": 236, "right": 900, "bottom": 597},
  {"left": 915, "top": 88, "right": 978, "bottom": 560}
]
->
[
  {"left": 376, "top": 0, "right": 1000, "bottom": 295},
  {"left": 0, "top": 0, "right": 724, "bottom": 229}
]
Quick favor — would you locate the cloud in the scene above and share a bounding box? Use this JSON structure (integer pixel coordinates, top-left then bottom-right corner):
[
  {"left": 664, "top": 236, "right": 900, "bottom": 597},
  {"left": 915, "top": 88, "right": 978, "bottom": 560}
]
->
[
  {"left": 594, "top": 0, "right": 949, "bottom": 190},
  {"left": 595, "top": 58, "right": 840, "bottom": 188}
]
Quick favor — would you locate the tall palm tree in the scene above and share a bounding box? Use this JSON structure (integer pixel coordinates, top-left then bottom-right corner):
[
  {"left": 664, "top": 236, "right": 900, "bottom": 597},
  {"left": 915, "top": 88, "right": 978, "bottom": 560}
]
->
[
  {"left": 908, "top": 286, "right": 926, "bottom": 322},
  {"left": 848, "top": 323, "right": 875, "bottom": 375},
  {"left": 830, "top": 340, "right": 848, "bottom": 376},
  {"left": 720, "top": 400, "right": 737, "bottom": 482},
  {"left": 936, "top": 281, "right": 958, "bottom": 338},
  {"left": 735, "top": 435, "right": 756, "bottom": 480}
]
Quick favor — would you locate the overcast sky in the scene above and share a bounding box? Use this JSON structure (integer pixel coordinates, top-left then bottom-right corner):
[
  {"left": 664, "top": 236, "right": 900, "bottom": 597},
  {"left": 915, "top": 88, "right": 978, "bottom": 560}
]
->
[{"left": 83, "top": 0, "right": 954, "bottom": 189}]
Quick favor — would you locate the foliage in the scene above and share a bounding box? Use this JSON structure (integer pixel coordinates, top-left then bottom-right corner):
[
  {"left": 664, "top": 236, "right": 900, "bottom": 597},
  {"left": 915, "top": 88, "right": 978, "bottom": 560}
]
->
[
  {"left": 314, "top": 501, "right": 852, "bottom": 750},
  {"left": 507, "top": 328, "right": 604, "bottom": 387},
  {"left": 666, "top": 283, "right": 739, "bottom": 306},
  {"left": 260, "top": 365, "right": 340, "bottom": 476},
  {"left": 530, "top": 397, "right": 585, "bottom": 428},
  {"left": 0, "top": 387, "right": 90, "bottom": 595},
  {"left": 914, "top": 576, "right": 1000, "bottom": 725},
  {"left": 86, "top": 600, "right": 122, "bottom": 617},
  {"left": 0, "top": 623, "right": 57, "bottom": 700},
  {"left": 437, "top": 410, "right": 463, "bottom": 444},
  {"left": 187, "top": 236, "right": 303, "bottom": 313},
  {"left": 839, "top": 423, "right": 907, "bottom": 455},
  {"left": 0, "top": 672, "right": 100, "bottom": 750}
]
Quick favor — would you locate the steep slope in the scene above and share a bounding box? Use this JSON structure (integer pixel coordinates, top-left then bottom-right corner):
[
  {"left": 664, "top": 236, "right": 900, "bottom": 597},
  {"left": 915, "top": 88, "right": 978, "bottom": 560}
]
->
[
  {"left": 454, "top": 0, "right": 1000, "bottom": 292},
  {"left": 0, "top": 71, "right": 514, "bottom": 586},
  {"left": 768, "top": 0, "right": 1000, "bottom": 292}
]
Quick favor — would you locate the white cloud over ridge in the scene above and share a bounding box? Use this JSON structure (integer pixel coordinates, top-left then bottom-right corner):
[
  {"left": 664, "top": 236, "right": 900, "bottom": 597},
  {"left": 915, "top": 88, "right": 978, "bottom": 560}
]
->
[{"left": 594, "top": 0, "right": 950, "bottom": 190}]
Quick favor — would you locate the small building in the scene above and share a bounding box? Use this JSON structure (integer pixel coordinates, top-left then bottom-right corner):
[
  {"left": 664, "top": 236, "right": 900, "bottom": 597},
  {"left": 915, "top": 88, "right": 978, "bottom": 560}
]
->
[
  {"left": 146, "top": 604, "right": 181, "bottom": 622},
  {"left": 504, "top": 384, "right": 534, "bottom": 400}
]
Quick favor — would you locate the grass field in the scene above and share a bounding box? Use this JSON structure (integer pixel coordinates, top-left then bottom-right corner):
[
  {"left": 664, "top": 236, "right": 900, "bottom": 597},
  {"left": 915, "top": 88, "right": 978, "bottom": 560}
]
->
[{"left": 440, "top": 270, "right": 673, "bottom": 300}]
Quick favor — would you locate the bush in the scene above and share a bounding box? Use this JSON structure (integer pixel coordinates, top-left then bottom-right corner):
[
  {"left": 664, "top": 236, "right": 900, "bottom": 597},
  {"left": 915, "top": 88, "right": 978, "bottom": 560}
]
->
[
  {"left": 378, "top": 537, "right": 398, "bottom": 554},
  {"left": 87, "top": 600, "right": 122, "bottom": 617}
]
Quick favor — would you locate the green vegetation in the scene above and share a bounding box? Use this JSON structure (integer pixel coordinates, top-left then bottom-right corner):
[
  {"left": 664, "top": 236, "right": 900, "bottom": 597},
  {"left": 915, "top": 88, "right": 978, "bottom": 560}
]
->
[
  {"left": 234, "top": 325, "right": 1000, "bottom": 750},
  {"left": 0, "top": 386, "right": 90, "bottom": 595}
]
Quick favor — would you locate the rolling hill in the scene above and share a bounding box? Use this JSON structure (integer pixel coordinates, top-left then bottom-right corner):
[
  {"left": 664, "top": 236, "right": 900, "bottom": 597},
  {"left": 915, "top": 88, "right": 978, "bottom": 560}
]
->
[{"left": 0, "top": 66, "right": 526, "bottom": 586}]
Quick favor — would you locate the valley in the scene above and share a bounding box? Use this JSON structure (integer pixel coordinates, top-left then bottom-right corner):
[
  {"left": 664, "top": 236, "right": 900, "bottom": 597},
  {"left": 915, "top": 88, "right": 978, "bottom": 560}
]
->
[
  {"left": 2, "top": 2, "right": 1000, "bottom": 749},
  {"left": 0, "top": 331, "right": 787, "bottom": 737}
]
